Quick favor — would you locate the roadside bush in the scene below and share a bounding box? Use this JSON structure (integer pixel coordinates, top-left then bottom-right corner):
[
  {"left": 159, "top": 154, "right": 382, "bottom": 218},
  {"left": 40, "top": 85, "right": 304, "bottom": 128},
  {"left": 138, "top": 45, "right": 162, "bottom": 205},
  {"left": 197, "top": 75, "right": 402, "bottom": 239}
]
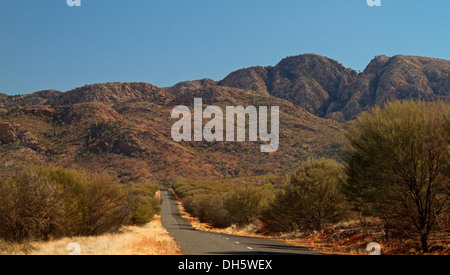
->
[
  {"left": 127, "top": 183, "right": 160, "bottom": 226},
  {"left": 132, "top": 182, "right": 160, "bottom": 197},
  {"left": 260, "top": 186, "right": 306, "bottom": 232},
  {"left": 204, "top": 198, "right": 232, "bottom": 229},
  {"left": 190, "top": 195, "right": 231, "bottom": 228},
  {"left": 261, "top": 158, "right": 349, "bottom": 232},
  {"left": 83, "top": 174, "right": 131, "bottom": 235},
  {"left": 0, "top": 170, "right": 66, "bottom": 242},
  {"left": 0, "top": 166, "right": 133, "bottom": 242},
  {"left": 182, "top": 196, "right": 195, "bottom": 216},
  {"left": 32, "top": 167, "right": 88, "bottom": 235},
  {"left": 223, "top": 187, "right": 264, "bottom": 226},
  {"left": 191, "top": 195, "right": 213, "bottom": 223},
  {"left": 129, "top": 196, "right": 159, "bottom": 225},
  {"left": 35, "top": 167, "right": 131, "bottom": 235}
]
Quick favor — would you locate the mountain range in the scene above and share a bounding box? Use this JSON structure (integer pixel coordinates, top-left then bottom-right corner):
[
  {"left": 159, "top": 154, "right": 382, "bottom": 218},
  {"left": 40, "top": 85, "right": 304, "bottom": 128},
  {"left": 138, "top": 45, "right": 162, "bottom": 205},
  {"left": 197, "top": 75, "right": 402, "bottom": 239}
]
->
[
  {"left": 220, "top": 54, "right": 450, "bottom": 121},
  {"left": 0, "top": 54, "right": 448, "bottom": 183}
]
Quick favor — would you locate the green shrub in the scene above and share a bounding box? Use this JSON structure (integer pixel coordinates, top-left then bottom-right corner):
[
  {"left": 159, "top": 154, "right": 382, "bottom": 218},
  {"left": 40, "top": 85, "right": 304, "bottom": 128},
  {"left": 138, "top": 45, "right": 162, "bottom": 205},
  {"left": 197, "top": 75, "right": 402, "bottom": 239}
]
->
[
  {"left": 132, "top": 182, "right": 159, "bottom": 197},
  {"left": 182, "top": 196, "right": 195, "bottom": 216},
  {"left": 207, "top": 203, "right": 231, "bottom": 229},
  {"left": 191, "top": 195, "right": 231, "bottom": 228},
  {"left": 223, "top": 187, "right": 264, "bottom": 226},
  {"left": 190, "top": 195, "right": 212, "bottom": 222},
  {"left": 343, "top": 100, "right": 450, "bottom": 252},
  {"left": 32, "top": 167, "right": 88, "bottom": 235},
  {"left": 260, "top": 186, "right": 305, "bottom": 232},
  {"left": 261, "top": 158, "right": 349, "bottom": 231},
  {"left": 173, "top": 176, "right": 280, "bottom": 229},
  {"left": 129, "top": 195, "right": 159, "bottom": 225},
  {"left": 127, "top": 183, "right": 160, "bottom": 226}
]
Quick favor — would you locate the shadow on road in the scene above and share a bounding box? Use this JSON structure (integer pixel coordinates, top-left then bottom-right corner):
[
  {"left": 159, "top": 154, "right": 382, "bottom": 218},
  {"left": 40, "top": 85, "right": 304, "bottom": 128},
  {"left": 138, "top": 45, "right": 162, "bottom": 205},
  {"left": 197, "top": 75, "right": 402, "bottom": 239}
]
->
[{"left": 161, "top": 190, "right": 323, "bottom": 255}]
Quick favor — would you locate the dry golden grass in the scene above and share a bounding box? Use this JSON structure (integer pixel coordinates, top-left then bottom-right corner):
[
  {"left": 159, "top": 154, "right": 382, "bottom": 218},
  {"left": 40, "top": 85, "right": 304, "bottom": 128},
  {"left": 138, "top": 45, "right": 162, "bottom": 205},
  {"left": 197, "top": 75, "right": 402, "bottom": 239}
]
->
[{"left": 0, "top": 216, "right": 181, "bottom": 255}]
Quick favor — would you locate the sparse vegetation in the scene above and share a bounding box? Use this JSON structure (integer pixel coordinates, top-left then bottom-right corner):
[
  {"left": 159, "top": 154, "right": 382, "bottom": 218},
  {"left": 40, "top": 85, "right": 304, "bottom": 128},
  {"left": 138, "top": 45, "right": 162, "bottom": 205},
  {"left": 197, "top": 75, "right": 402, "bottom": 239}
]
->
[
  {"left": 173, "top": 175, "right": 283, "bottom": 229},
  {"left": 261, "top": 158, "right": 349, "bottom": 232},
  {"left": 0, "top": 166, "right": 161, "bottom": 244},
  {"left": 223, "top": 187, "right": 265, "bottom": 226},
  {"left": 343, "top": 100, "right": 450, "bottom": 253},
  {"left": 126, "top": 182, "right": 161, "bottom": 226},
  {"left": 85, "top": 121, "right": 146, "bottom": 157},
  {"left": 0, "top": 79, "right": 345, "bottom": 183},
  {"left": 0, "top": 169, "right": 66, "bottom": 242},
  {"left": 172, "top": 101, "right": 450, "bottom": 255},
  {"left": 174, "top": 161, "right": 349, "bottom": 232}
]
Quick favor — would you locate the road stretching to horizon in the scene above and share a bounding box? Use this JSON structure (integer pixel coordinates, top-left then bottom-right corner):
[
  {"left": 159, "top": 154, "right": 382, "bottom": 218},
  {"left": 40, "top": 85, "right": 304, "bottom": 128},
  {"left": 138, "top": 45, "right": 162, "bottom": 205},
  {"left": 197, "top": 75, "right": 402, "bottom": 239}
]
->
[{"left": 160, "top": 191, "right": 323, "bottom": 255}]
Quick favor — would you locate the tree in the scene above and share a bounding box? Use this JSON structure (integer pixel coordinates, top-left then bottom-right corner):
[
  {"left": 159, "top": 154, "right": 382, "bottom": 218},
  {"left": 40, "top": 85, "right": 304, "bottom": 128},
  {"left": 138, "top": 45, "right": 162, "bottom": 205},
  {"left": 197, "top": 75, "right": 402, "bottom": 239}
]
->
[
  {"left": 343, "top": 100, "right": 450, "bottom": 253},
  {"left": 261, "top": 158, "right": 348, "bottom": 231},
  {"left": 290, "top": 158, "right": 348, "bottom": 229},
  {"left": 223, "top": 187, "right": 264, "bottom": 226}
]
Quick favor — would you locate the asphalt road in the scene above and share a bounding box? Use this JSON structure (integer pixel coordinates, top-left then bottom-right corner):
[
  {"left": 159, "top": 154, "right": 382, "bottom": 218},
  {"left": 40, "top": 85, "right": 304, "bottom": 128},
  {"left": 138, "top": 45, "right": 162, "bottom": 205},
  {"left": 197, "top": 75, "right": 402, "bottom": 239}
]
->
[{"left": 160, "top": 191, "right": 322, "bottom": 255}]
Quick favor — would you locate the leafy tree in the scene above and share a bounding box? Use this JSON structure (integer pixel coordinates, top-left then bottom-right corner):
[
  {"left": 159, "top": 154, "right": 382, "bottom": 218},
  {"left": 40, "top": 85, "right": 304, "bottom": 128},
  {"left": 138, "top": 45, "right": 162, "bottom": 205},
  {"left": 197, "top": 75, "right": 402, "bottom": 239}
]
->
[
  {"left": 343, "top": 100, "right": 450, "bottom": 253},
  {"left": 223, "top": 187, "right": 264, "bottom": 226},
  {"left": 262, "top": 158, "right": 348, "bottom": 231}
]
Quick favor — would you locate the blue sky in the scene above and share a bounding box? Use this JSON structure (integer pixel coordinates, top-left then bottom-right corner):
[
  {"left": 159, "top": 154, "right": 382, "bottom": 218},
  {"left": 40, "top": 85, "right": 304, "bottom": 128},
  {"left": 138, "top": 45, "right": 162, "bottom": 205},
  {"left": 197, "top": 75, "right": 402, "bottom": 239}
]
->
[{"left": 0, "top": 0, "right": 449, "bottom": 95}]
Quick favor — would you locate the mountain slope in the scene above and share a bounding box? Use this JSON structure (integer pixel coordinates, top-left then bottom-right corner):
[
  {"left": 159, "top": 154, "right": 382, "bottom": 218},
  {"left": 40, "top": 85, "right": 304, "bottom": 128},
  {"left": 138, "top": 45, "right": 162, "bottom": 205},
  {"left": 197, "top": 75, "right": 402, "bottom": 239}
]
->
[{"left": 0, "top": 81, "right": 344, "bottom": 183}]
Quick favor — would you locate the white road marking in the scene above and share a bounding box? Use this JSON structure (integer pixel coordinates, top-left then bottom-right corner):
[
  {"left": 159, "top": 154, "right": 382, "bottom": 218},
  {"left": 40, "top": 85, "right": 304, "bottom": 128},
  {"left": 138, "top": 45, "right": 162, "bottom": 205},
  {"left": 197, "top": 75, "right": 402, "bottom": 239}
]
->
[{"left": 247, "top": 247, "right": 253, "bottom": 250}]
